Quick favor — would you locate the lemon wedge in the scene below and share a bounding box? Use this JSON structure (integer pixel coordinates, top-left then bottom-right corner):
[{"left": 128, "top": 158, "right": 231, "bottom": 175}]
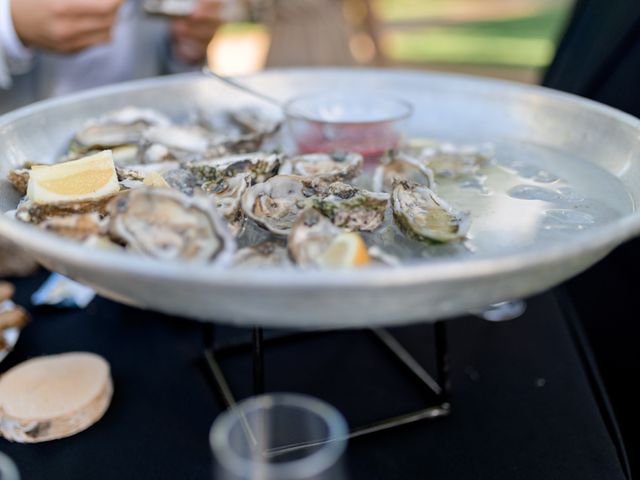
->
[
  {"left": 27, "top": 151, "right": 119, "bottom": 204},
  {"left": 317, "top": 232, "right": 371, "bottom": 268},
  {"left": 143, "top": 171, "right": 170, "bottom": 188}
]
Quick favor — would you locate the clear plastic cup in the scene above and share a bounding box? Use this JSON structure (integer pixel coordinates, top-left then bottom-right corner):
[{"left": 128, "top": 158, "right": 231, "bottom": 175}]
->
[
  {"left": 0, "top": 452, "right": 19, "bottom": 480},
  {"left": 210, "top": 394, "right": 348, "bottom": 480},
  {"left": 285, "top": 91, "right": 413, "bottom": 169}
]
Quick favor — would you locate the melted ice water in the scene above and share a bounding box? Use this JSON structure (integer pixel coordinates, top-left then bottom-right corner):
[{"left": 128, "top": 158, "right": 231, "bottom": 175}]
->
[{"left": 362, "top": 140, "right": 634, "bottom": 261}]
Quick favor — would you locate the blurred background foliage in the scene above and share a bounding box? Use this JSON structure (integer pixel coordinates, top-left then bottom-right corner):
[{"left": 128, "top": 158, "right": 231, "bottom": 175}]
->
[{"left": 210, "top": 0, "right": 574, "bottom": 83}]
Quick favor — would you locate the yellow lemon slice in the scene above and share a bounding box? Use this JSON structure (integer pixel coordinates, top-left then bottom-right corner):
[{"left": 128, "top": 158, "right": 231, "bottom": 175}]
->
[
  {"left": 27, "top": 151, "right": 119, "bottom": 204},
  {"left": 318, "top": 232, "right": 371, "bottom": 268},
  {"left": 143, "top": 171, "right": 170, "bottom": 188}
]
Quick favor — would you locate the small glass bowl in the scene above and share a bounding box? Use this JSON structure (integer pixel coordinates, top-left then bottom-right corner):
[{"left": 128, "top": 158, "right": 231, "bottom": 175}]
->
[{"left": 284, "top": 91, "right": 413, "bottom": 168}]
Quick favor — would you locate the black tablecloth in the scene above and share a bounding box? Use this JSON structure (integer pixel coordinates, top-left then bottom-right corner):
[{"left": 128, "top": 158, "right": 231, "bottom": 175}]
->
[{"left": 0, "top": 273, "right": 629, "bottom": 480}]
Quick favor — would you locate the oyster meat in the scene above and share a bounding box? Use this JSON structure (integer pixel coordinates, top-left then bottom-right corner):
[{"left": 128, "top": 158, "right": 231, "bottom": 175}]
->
[
  {"left": 279, "top": 152, "right": 363, "bottom": 182},
  {"left": 241, "top": 175, "right": 319, "bottom": 236},
  {"left": 140, "top": 125, "right": 213, "bottom": 163},
  {"left": 392, "top": 180, "right": 470, "bottom": 243},
  {"left": 202, "top": 173, "right": 251, "bottom": 236},
  {"left": 408, "top": 140, "right": 494, "bottom": 179},
  {"left": 70, "top": 107, "right": 171, "bottom": 155},
  {"left": 314, "top": 182, "right": 389, "bottom": 232},
  {"left": 287, "top": 208, "right": 341, "bottom": 267},
  {"left": 201, "top": 108, "right": 282, "bottom": 154},
  {"left": 107, "top": 188, "right": 235, "bottom": 263},
  {"left": 233, "top": 241, "right": 292, "bottom": 268},
  {"left": 189, "top": 152, "right": 282, "bottom": 185},
  {"left": 372, "top": 150, "right": 435, "bottom": 193},
  {"left": 39, "top": 213, "right": 106, "bottom": 241}
]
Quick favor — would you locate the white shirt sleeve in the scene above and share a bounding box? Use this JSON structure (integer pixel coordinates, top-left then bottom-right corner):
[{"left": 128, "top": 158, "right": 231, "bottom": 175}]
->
[{"left": 0, "top": 0, "right": 34, "bottom": 87}]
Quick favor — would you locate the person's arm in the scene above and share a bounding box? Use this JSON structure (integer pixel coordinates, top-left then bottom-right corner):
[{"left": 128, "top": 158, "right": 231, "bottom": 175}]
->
[
  {"left": 0, "top": 0, "right": 33, "bottom": 88},
  {"left": 165, "top": 0, "right": 237, "bottom": 71}
]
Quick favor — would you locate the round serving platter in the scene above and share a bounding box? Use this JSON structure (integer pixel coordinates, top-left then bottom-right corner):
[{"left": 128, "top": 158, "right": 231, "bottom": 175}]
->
[{"left": 0, "top": 69, "right": 639, "bottom": 328}]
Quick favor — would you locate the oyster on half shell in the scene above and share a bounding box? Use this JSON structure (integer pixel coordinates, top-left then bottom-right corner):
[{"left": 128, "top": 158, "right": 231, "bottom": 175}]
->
[
  {"left": 70, "top": 107, "right": 171, "bottom": 156},
  {"left": 279, "top": 152, "right": 363, "bottom": 182},
  {"left": 189, "top": 152, "right": 282, "bottom": 185},
  {"left": 200, "top": 109, "right": 282, "bottom": 154},
  {"left": 107, "top": 188, "right": 235, "bottom": 263},
  {"left": 241, "top": 175, "right": 319, "bottom": 236},
  {"left": 392, "top": 180, "right": 470, "bottom": 243},
  {"left": 372, "top": 150, "right": 435, "bottom": 193},
  {"left": 202, "top": 173, "right": 252, "bottom": 236},
  {"left": 408, "top": 140, "right": 494, "bottom": 179},
  {"left": 314, "top": 182, "right": 389, "bottom": 232},
  {"left": 287, "top": 208, "right": 341, "bottom": 267},
  {"left": 232, "top": 241, "right": 292, "bottom": 268}
]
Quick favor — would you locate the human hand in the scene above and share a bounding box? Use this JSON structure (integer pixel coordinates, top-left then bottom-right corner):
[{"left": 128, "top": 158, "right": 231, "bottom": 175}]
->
[
  {"left": 10, "top": 0, "right": 126, "bottom": 54},
  {"left": 170, "top": 0, "right": 225, "bottom": 64}
]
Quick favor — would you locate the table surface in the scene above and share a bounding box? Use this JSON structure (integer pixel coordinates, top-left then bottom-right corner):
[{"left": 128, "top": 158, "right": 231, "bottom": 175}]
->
[{"left": 0, "top": 272, "right": 629, "bottom": 480}]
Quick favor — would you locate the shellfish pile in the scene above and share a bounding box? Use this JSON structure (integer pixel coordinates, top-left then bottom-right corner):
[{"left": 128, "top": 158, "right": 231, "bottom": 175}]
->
[{"left": 7, "top": 107, "right": 493, "bottom": 269}]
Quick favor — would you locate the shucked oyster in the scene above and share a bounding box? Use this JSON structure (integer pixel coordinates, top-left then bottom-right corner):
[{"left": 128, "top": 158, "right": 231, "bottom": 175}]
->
[
  {"left": 39, "top": 213, "right": 106, "bottom": 241},
  {"left": 189, "top": 152, "right": 282, "bottom": 185},
  {"left": 392, "top": 180, "right": 470, "bottom": 243},
  {"left": 408, "top": 140, "right": 494, "bottom": 179},
  {"left": 314, "top": 182, "right": 389, "bottom": 232},
  {"left": 279, "top": 152, "right": 363, "bottom": 182},
  {"left": 200, "top": 108, "right": 282, "bottom": 154},
  {"left": 232, "top": 241, "right": 292, "bottom": 268},
  {"left": 241, "top": 175, "right": 319, "bottom": 236},
  {"left": 287, "top": 208, "right": 341, "bottom": 267},
  {"left": 139, "top": 125, "right": 213, "bottom": 163},
  {"left": 202, "top": 173, "right": 252, "bottom": 236},
  {"left": 70, "top": 107, "right": 171, "bottom": 155},
  {"left": 372, "top": 150, "right": 435, "bottom": 193},
  {"left": 107, "top": 188, "right": 235, "bottom": 263}
]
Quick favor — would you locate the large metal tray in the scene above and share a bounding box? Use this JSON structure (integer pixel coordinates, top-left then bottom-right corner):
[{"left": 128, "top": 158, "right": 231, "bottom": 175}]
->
[{"left": 1, "top": 69, "right": 639, "bottom": 328}]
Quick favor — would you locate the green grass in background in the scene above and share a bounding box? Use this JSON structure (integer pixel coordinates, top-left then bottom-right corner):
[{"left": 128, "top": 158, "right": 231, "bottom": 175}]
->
[{"left": 377, "top": 3, "right": 573, "bottom": 68}]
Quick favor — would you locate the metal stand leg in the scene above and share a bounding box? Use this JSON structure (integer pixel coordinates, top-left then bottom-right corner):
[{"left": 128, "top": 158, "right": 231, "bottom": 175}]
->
[
  {"left": 204, "top": 323, "right": 451, "bottom": 444},
  {"left": 252, "top": 327, "right": 265, "bottom": 395}
]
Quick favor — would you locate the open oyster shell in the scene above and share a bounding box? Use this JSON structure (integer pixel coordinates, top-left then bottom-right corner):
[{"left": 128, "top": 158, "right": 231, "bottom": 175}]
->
[
  {"left": 107, "top": 188, "right": 235, "bottom": 263},
  {"left": 16, "top": 196, "right": 115, "bottom": 224},
  {"left": 287, "top": 208, "right": 341, "bottom": 267},
  {"left": 70, "top": 107, "right": 171, "bottom": 155},
  {"left": 372, "top": 150, "right": 435, "bottom": 193},
  {"left": 279, "top": 152, "right": 363, "bottom": 182},
  {"left": 407, "top": 140, "right": 494, "bottom": 179},
  {"left": 200, "top": 109, "right": 282, "bottom": 154},
  {"left": 232, "top": 241, "right": 292, "bottom": 268},
  {"left": 314, "top": 182, "right": 390, "bottom": 232},
  {"left": 392, "top": 180, "right": 470, "bottom": 243},
  {"left": 241, "top": 175, "right": 320, "bottom": 236},
  {"left": 139, "top": 125, "right": 214, "bottom": 163},
  {"left": 189, "top": 152, "right": 282, "bottom": 185},
  {"left": 202, "top": 173, "right": 252, "bottom": 236},
  {"left": 7, "top": 169, "right": 30, "bottom": 196},
  {"left": 39, "top": 213, "right": 106, "bottom": 241}
]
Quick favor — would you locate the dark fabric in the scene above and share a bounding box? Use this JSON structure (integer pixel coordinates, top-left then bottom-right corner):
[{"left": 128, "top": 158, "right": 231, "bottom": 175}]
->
[
  {"left": 0, "top": 273, "right": 626, "bottom": 480},
  {"left": 543, "top": 0, "right": 640, "bottom": 472}
]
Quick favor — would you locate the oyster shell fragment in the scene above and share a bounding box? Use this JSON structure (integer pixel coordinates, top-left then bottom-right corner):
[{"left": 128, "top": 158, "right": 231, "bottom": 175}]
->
[
  {"left": 279, "top": 152, "right": 363, "bottom": 182},
  {"left": 372, "top": 150, "right": 434, "bottom": 193},
  {"left": 107, "top": 188, "right": 235, "bottom": 263},
  {"left": 392, "top": 180, "right": 470, "bottom": 243}
]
